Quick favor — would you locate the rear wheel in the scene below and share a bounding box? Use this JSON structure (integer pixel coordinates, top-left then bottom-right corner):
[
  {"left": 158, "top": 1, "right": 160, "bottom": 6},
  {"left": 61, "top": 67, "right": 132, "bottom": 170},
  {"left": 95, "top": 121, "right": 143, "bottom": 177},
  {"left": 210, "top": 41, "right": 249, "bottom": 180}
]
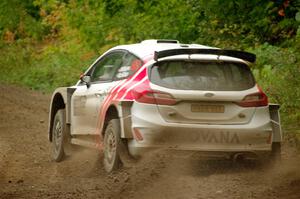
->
[
  {"left": 103, "top": 119, "right": 135, "bottom": 172},
  {"left": 103, "top": 119, "right": 121, "bottom": 172}
]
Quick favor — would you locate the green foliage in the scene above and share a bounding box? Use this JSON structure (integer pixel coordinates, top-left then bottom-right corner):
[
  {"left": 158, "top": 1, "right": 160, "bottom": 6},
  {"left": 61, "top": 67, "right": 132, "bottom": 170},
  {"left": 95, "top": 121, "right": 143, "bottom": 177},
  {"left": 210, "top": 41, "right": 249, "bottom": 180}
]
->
[
  {"left": 0, "top": 39, "right": 96, "bottom": 91},
  {"left": 194, "top": 0, "right": 300, "bottom": 47},
  {"left": 0, "top": 0, "right": 300, "bottom": 128},
  {"left": 25, "top": 44, "right": 95, "bottom": 90},
  {"left": 0, "top": 41, "right": 33, "bottom": 84},
  {"left": 0, "top": 0, "right": 45, "bottom": 40},
  {"left": 250, "top": 44, "right": 300, "bottom": 128}
]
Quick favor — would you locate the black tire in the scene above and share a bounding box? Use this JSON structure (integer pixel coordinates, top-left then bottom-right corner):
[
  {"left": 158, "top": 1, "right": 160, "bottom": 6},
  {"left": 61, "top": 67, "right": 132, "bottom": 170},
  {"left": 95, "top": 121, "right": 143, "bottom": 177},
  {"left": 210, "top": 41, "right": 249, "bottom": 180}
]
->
[
  {"left": 52, "top": 109, "right": 68, "bottom": 162},
  {"left": 103, "top": 119, "right": 124, "bottom": 173}
]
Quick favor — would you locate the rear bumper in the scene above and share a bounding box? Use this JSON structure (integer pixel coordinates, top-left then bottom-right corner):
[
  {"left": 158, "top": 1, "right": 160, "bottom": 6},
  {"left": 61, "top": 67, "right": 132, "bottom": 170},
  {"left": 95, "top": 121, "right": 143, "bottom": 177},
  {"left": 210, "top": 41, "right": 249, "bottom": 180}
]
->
[{"left": 128, "top": 103, "right": 273, "bottom": 157}]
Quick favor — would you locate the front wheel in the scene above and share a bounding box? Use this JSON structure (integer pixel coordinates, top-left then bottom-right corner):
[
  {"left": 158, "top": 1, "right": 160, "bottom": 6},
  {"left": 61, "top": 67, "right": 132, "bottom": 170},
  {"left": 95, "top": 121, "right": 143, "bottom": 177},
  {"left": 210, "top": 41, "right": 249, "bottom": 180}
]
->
[{"left": 52, "top": 109, "right": 72, "bottom": 162}]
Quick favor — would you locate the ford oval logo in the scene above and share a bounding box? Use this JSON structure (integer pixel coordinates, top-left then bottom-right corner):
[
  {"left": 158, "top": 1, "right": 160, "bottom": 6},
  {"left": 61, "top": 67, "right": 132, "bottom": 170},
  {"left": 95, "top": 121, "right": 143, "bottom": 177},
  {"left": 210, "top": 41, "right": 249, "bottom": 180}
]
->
[{"left": 204, "top": 92, "right": 214, "bottom": 97}]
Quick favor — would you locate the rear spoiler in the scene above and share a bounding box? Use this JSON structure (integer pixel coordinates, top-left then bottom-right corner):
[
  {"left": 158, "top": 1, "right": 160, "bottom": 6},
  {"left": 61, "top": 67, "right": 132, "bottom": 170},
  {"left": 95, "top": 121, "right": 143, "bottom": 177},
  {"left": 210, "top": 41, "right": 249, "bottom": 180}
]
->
[{"left": 154, "top": 48, "right": 256, "bottom": 63}]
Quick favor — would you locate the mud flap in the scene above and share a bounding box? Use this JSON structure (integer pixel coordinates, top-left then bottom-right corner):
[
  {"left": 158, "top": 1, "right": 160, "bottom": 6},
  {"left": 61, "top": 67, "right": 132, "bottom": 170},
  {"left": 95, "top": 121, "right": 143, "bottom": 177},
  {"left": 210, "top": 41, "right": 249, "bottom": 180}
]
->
[
  {"left": 269, "top": 104, "right": 282, "bottom": 143},
  {"left": 118, "top": 101, "right": 134, "bottom": 138}
]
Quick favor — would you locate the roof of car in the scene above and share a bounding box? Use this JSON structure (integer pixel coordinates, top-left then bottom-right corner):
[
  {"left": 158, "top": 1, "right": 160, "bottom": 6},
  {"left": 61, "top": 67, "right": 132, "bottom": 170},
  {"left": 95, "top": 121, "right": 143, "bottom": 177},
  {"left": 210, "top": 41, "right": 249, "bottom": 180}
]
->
[
  {"left": 109, "top": 39, "right": 216, "bottom": 59},
  {"left": 106, "top": 40, "right": 255, "bottom": 64}
]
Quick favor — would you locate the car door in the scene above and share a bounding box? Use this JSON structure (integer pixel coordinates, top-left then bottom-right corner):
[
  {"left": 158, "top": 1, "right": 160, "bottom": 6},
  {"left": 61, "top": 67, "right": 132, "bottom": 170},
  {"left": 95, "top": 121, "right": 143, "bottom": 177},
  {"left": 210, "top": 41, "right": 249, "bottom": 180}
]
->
[{"left": 71, "top": 51, "right": 125, "bottom": 135}]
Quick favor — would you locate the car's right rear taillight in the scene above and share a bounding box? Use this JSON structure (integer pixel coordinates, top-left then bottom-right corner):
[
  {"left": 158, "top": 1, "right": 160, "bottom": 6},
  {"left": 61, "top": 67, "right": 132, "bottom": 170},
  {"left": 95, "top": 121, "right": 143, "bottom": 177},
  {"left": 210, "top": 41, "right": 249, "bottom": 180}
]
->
[
  {"left": 236, "top": 86, "right": 268, "bottom": 107},
  {"left": 131, "top": 88, "right": 177, "bottom": 105}
]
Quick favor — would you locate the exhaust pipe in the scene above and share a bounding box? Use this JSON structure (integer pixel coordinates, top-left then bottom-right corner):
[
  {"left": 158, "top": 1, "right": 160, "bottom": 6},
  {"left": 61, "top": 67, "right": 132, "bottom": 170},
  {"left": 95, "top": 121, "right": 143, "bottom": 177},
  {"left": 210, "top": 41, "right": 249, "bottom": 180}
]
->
[{"left": 232, "top": 153, "right": 245, "bottom": 163}]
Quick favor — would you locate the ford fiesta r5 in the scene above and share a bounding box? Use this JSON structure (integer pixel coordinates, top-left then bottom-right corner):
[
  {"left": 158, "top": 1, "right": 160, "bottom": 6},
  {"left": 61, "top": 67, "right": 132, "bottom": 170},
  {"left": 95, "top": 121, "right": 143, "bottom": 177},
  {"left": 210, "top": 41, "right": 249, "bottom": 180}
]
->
[{"left": 48, "top": 39, "right": 282, "bottom": 172}]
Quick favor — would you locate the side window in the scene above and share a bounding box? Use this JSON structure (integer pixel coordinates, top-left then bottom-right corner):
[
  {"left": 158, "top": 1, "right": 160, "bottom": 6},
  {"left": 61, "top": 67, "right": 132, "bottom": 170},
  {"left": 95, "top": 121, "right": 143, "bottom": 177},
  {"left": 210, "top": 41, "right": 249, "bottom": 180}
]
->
[
  {"left": 90, "top": 52, "right": 124, "bottom": 82},
  {"left": 114, "top": 53, "right": 143, "bottom": 80}
]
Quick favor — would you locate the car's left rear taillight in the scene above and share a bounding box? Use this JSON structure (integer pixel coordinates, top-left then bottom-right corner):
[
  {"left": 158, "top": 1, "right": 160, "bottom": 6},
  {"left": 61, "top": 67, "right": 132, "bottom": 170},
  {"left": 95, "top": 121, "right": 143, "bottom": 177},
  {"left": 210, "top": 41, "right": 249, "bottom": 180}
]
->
[{"left": 131, "top": 88, "right": 177, "bottom": 105}]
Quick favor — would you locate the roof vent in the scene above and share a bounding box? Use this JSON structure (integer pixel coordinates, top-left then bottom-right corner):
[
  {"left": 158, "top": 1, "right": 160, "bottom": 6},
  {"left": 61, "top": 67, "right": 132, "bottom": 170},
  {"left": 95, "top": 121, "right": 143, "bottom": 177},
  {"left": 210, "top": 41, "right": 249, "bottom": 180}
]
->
[{"left": 141, "top": 39, "right": 179, "bottom": 44}]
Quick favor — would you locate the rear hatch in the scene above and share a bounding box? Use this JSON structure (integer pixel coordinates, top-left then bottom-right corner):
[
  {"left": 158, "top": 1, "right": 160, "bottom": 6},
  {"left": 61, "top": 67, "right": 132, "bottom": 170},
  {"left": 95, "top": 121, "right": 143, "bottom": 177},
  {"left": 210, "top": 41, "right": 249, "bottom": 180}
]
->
[{"left": 148, "top": 59, "right": 258, "bottom": 125}]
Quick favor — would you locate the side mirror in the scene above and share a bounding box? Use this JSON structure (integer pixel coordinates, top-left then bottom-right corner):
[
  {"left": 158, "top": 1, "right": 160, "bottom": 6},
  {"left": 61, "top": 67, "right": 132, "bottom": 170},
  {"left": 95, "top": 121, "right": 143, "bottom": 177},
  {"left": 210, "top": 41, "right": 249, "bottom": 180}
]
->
[{"left": 80, "top": 75, "right": 91, "bottom": 87}]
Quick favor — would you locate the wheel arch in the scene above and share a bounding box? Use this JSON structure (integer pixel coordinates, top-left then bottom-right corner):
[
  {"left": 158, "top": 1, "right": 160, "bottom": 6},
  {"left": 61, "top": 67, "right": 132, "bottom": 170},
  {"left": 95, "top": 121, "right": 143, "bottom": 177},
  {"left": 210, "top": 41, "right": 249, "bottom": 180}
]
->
[
  {"left": 102, "top": 105, "right": 119, "bottom": 137},
  {"left": 48, "top": 88, "right": 70, "bottom": 142}
]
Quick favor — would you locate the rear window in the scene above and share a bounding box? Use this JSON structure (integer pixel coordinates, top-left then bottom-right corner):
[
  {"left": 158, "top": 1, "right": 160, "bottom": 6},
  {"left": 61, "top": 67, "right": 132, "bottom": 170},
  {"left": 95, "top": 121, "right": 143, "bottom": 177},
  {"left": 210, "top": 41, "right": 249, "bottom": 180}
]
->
[{"left": 150, "top": 61, "right": 255, "bottom": 91}]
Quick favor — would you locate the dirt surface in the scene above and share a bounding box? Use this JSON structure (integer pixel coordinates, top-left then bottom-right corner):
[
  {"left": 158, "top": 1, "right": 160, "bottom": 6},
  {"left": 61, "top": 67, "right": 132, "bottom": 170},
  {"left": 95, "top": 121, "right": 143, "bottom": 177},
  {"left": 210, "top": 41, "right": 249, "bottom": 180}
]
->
[{"left": 1, "top": 84, "right": 300, "bottom": 199}]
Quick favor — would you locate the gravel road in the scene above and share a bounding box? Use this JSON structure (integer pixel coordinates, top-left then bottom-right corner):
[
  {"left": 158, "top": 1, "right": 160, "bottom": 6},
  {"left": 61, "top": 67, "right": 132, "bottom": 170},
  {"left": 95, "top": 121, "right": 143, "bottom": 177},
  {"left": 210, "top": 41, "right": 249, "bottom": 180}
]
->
[{"left": 0, "top": 84, "right": 299, "bottom": 199}]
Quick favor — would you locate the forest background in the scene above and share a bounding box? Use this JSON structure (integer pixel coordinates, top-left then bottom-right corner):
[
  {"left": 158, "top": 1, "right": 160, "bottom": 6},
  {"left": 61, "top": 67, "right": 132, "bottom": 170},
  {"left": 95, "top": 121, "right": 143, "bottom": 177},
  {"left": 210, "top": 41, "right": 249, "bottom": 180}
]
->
[{"left": 0, "top": 0, "right": 300, "bottom": 132}]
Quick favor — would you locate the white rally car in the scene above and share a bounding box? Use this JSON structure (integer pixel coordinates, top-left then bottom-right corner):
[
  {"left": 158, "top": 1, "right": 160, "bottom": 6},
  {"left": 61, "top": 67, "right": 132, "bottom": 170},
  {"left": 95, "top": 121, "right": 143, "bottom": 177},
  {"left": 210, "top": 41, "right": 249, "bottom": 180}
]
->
[{"left": 48, "top": 40, "right": 282, "bottom": 172}]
